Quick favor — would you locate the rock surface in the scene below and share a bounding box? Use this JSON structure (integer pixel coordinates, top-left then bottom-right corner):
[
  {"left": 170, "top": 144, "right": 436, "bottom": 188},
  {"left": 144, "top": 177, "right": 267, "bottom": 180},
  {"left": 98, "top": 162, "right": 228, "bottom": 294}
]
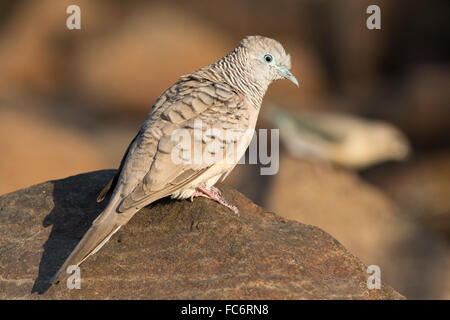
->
[
  {"left": 0, "top": 170, "right": 403, "bottom": 299},
  {"left": 263, "top": 154, "right": 450, "bottom": 299}
]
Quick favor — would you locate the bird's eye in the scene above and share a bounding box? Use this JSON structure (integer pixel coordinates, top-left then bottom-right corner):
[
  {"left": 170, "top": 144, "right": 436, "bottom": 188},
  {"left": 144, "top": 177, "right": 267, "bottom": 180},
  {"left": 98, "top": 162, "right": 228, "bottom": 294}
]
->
[{"left": 264, "top": 54, "right": 273, "bottom": 63}]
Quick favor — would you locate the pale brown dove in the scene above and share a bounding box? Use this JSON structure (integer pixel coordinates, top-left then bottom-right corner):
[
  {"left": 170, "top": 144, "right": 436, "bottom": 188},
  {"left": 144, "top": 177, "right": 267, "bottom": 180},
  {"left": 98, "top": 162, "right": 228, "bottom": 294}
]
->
[
  {"left": 264, "top": 106, "right": 410, "bottom": 169},
  {"left": 52, "top": 35, "right": 298, "bottom": 284}
]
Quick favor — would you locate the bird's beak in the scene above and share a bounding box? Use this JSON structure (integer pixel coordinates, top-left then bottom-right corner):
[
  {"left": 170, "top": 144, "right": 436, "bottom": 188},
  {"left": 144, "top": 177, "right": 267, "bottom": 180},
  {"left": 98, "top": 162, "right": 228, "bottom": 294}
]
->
[{"left": 278, "top": 67, "right": 299, "bottom": 87}]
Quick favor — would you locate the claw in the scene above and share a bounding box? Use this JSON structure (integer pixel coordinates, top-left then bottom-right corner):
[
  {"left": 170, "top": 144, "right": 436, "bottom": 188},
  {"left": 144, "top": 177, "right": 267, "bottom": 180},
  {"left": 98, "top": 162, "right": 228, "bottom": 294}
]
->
[{"left": 192, "top": 184, "right": 239, "bottom": 215}]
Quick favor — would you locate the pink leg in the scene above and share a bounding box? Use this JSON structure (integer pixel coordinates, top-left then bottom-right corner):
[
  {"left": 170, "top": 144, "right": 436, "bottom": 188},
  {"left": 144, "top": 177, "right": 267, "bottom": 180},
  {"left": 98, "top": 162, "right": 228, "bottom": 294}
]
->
[{"left": 191, "top": 184, "right": 239, "bottom": 215}]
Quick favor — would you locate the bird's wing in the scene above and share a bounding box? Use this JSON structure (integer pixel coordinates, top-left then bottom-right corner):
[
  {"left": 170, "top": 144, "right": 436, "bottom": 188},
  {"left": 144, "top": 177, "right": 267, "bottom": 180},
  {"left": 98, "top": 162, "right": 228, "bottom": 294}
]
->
[
  {"left": 117, "top": 77, "right": 251, "bottom": 211},
  {"left": 96, "top": 132, "right": 140, "bottom": 203}
]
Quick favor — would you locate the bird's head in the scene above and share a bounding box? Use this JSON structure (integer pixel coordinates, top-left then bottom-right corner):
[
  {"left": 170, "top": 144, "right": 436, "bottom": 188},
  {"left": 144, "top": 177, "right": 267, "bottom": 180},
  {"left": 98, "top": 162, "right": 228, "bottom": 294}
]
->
[{"left": 240, "top": 35, "right": 298, "bottom": 87}]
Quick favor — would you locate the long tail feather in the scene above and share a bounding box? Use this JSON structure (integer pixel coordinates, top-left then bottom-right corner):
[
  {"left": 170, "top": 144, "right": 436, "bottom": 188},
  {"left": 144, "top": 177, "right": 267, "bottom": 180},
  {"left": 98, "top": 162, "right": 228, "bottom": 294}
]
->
[{"left": 51, "top": 199, "right": 126, "bottom": 284}]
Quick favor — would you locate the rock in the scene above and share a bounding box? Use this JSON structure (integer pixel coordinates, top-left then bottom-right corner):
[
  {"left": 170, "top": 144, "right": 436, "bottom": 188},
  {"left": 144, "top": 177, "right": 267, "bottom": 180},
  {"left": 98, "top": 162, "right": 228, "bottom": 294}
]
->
[
  {"left": 363, "top": 151, "right": 450, "bottom": 244},
  {"left": 265, "top": 154, "right": 450, "bottom": 299},
  {"left": 0, "top": 0, "right": 116, "bottom": 99},
  {"left": 75, "top": 3, "right": 234, "bottom": 115},
  {"left": 0, "top": 170, "right": 402, "bottom": 299},
  {"left": 0, "top": 107, "right": 107, "bottom": 195},
  {"left": 392, "top": 66, "right": 450, "bottom": 147}
]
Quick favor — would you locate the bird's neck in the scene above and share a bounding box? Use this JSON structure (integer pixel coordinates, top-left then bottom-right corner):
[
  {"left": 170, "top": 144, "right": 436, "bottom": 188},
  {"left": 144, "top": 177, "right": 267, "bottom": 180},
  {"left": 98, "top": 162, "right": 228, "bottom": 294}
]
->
[{"left": 195, "top": 49, "right": 269, "bottom": 109}]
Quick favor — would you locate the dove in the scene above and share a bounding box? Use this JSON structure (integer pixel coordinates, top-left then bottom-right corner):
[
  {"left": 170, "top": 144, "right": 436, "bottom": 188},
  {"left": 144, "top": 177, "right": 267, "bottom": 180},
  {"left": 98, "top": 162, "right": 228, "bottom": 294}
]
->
[
  {"left": 265, "top": 106, "right": 410, "bottom": 169},
  {"left": 52, "top": 35, "right": 298, "bottom": 284}
]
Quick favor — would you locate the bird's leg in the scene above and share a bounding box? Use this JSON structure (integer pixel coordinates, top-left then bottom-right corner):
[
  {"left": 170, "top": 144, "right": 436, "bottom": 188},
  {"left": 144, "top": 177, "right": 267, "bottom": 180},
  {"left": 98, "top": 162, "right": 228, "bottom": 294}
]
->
[{"left": 191, "top": 184, "right": 239, "bottom": 215}]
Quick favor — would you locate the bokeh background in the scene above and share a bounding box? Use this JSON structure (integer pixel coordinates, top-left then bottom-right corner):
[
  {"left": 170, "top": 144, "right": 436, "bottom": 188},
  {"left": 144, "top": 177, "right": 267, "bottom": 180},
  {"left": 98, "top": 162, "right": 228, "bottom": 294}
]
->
[{"left": 0, "top": 0, "right": 448, "bottom": 299}]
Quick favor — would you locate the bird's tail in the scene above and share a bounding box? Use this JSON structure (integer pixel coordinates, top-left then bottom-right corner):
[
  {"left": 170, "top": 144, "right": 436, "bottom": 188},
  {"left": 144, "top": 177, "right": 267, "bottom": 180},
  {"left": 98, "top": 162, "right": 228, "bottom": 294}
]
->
[{"left": 51, "top": 197, "right": 128, "bottom": 284}]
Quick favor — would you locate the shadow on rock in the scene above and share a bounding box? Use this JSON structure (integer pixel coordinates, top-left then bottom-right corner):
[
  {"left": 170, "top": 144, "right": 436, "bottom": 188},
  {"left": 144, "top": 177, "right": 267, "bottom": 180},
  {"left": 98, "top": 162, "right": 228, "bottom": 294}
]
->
[{"left": 31, "top": 170, "right": 116, "bottom": 294}]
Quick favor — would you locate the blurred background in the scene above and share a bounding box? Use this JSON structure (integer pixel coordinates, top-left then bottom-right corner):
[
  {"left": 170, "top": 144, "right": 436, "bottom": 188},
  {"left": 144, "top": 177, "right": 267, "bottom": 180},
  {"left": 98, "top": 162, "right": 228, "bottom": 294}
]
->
[{"left": 0, "top": 0, "right": 448, "bottom": 299}]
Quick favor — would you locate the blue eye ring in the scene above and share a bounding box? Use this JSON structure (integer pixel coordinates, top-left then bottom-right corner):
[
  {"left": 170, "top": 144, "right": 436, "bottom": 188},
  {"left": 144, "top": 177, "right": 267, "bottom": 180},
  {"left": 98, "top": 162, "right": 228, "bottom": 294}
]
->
[{"left": 264, "top": 54, "right": 273, "bottom": 63}]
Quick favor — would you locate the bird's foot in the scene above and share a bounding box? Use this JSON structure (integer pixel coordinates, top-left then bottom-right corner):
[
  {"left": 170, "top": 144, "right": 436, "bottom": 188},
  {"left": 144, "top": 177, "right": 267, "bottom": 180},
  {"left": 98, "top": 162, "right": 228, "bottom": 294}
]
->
[{"left": 191, "top": 185, "right": 239, "bottom": 215}]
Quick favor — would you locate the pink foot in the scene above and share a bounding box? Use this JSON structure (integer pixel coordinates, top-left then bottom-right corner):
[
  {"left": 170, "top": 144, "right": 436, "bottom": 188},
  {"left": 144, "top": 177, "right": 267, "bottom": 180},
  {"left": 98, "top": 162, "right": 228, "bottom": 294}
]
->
[{"left": 191, "top": 184, "right": 239, "bottom": 215}]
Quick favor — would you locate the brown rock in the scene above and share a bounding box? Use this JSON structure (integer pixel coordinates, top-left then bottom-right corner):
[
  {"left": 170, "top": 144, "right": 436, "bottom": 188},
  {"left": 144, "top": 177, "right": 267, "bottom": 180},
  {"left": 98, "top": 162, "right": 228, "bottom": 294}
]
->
[
  {"left": 364, "top": 151, "right": 450, "bottom": 243},
  {"left": 266, "top": 154, "right": 450, "bottom": 299},
  {"left": 0, "top": 107, "right": 107, "bottom": 195},
  {"left": 0, "top": 170, "right": 402, "bottom": 299},
  {"left": 76, "top": 4, "right": 234, "bottom": 115},
  {"left": 394, "top": 66, "right": 450, "bottom": 146},
  {"left": 0, "top": 0, "right": 116, "bottom": 99}
]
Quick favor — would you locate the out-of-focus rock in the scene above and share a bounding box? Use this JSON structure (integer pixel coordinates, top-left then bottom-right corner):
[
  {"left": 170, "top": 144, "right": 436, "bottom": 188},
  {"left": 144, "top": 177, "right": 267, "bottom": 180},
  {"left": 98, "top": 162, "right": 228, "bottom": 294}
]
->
[
  {"left": 0, "top": 0, "right": 117, "bottom": 99},
  {"left": 363, "top": 152, "right": 450, "bottom": 244},
  {"left": 0, "top": 170, "right": 403, "bottom": 299},
  {"left": 393, "top": 66, "right": 450, "bottom": 146},
  {"left": 75, "top": 4, "right": 234, "bottom": 114},
  {"left": 266, "top": 154, "right": 450, "bottom": 299},
  {"left": 0, "top": 107, "right": 107, "bottom": 195},
  {"left": 329, "top": 0, "right": 388, "bottom": 97},
  {"left": 361, "top": 65, "right": 450, "bottom": 148}
]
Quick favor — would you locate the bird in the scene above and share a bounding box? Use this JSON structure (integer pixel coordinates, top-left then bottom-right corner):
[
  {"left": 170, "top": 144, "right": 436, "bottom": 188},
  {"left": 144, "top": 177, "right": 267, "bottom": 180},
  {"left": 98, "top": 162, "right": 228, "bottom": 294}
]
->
[
  {"left": 52, "top": 35, "right": 298, "bottom": 283},
  {"left": 264, "top": 106, "right": 410, "bottom": 169}
]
